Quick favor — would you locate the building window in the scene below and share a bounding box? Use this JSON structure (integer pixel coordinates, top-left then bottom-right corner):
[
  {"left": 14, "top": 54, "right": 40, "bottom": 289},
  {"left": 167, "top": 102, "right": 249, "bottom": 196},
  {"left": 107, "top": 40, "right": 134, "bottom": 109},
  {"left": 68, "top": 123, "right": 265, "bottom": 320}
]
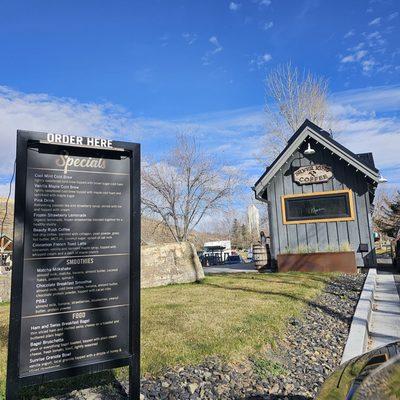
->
[{"left": 281, "top": 189, "right": 355, "bottom": 224}]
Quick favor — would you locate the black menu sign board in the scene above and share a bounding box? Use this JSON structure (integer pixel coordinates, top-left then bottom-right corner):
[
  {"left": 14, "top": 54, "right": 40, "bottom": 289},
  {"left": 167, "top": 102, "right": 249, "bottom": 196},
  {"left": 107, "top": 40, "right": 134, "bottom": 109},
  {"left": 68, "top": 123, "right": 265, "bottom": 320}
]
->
[{"left": 7, "top": 131, "right": 140, "bottom": 400}]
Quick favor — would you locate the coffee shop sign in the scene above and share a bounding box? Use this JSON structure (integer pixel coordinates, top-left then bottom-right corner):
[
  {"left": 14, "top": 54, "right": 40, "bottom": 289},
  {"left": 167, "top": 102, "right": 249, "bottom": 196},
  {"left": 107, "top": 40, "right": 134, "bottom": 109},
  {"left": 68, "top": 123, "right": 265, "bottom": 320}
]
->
[{"left": 293, "top": 164, "right": 333, "bottom": 185}]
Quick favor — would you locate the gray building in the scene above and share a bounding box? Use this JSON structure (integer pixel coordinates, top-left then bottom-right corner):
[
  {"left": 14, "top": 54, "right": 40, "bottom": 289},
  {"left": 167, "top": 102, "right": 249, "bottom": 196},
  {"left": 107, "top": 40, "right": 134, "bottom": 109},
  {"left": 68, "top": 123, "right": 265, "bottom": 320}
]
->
[{"left": 254, "top": 120, "right": 383, "bottom": 268}]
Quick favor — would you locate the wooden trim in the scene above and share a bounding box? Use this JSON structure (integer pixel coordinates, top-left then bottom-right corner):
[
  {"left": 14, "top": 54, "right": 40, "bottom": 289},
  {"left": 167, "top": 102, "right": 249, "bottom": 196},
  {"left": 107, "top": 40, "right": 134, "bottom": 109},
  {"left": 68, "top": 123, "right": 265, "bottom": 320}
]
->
[{"left": 281, "top": 189, "right": 355, "bottom": 225}]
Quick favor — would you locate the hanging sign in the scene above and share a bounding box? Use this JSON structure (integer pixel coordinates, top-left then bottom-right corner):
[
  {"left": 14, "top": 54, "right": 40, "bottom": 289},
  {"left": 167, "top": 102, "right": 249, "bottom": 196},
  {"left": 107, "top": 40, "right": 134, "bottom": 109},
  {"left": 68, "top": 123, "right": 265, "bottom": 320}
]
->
[
  {"left": 293, "top": 164, "right": 333, "bottom": 185},
  {"left": 6, "top": 130, "right": 141, "bottom": 400}
]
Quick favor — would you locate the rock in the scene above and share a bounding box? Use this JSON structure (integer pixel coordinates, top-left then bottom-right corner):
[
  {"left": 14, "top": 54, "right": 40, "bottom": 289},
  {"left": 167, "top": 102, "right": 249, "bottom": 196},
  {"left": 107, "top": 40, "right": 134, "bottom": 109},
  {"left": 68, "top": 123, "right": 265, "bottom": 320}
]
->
[
  {"left": 269, "top": 383, "right": 280, "bottom": 394},
  {"left": 188, "top": 382, "right": 199, "bottom": 394}
]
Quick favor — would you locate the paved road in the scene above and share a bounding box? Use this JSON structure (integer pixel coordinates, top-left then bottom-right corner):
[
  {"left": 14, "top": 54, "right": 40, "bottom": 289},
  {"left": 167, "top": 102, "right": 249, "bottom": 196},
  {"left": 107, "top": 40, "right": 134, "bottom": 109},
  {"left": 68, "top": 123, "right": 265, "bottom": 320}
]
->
[
  {"left": 364, "top": 257, "right": 400, "bottom": 351},
  {"left": 367, "top": 270, "right": 400, "bottom": 351},
  {"left": 203, "top": 262, "right": 258, "bottom": 274},
  {"left": 377, "top": 256, "right": 400, "bottom": 297},
  {"left": 394, "top": 274, "right": 400, "bottom": 297}
]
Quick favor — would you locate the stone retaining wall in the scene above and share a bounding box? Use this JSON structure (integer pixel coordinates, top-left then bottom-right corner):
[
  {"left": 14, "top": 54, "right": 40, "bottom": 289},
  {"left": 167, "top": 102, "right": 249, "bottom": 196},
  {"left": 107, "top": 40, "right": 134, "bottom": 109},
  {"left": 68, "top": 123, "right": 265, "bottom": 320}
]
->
[
  {"left": 0, "top": 242, "right": 205, "bottom": 301},
  {"left": 0, "top": 274, "right": 11, "bottom": 302},
  {"left": 141, "top": 242, "right": 204, "bottom": 288}
]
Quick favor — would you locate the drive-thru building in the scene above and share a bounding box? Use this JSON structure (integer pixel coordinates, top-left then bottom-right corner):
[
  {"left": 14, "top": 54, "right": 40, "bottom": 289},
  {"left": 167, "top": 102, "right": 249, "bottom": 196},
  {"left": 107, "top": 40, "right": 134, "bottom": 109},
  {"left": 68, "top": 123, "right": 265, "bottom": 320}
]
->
[{"left": 254, "top": 120, "right": 383, "bottom": 271}]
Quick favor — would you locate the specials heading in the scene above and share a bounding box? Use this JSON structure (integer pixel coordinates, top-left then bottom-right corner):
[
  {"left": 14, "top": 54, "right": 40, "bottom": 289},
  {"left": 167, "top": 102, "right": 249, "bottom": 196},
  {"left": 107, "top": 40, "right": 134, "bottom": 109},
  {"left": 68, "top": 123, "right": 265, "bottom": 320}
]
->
[{"left": 46, "top": 133, "right": 113, "bottom": 149}]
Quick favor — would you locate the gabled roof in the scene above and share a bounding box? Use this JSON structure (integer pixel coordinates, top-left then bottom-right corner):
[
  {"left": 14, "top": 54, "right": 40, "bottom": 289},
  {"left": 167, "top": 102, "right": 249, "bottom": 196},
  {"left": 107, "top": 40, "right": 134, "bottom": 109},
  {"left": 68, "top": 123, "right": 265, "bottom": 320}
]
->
[{"left": 254, "top": 119, "right": 381, "bottom": 198}]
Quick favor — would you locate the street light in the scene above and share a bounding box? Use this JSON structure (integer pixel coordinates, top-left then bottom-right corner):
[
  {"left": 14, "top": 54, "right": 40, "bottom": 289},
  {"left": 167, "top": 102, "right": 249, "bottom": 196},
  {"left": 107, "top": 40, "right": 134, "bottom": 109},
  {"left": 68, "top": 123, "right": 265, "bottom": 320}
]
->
[
  {"left": 304, "top": 143, "right": 316, "bottom": 155},
  {"left": 378, "top": 175, "right": 388, "bottom": 183}
]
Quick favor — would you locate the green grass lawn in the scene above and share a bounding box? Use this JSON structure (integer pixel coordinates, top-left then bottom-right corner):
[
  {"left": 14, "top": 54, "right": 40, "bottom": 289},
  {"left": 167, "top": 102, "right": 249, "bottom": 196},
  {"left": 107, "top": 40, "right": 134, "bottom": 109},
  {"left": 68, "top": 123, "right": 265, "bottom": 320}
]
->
[
  {"left": 0, "top": 302, "right": 8, "bottom": 398},
  {"left": 0, "top": 272, "right": 332, "bottom": 398}
]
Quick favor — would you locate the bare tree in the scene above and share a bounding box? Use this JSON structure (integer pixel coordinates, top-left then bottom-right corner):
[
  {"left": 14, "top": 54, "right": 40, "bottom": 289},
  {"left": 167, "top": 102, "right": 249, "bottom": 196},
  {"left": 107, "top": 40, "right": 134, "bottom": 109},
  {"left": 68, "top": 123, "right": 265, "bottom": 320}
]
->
[
  {"left": 206, "top": 208, "right": 237, "bottom": 238},
  {"left": 264, "top": 63, "right": 331, "bottom": 159},
  {"left": 142, "top": 134, "right": 236, "bottom": 242},
  {"left": 373, "top": 187, "right": 399, "bottom": 237}
]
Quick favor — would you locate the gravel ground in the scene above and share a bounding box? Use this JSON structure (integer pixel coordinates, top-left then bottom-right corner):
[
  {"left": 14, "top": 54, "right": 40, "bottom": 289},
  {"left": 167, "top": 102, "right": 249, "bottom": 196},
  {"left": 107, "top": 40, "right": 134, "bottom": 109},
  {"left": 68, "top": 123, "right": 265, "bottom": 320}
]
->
[{"left": 45, "top": 273, "right": 365, "bottom": 400}]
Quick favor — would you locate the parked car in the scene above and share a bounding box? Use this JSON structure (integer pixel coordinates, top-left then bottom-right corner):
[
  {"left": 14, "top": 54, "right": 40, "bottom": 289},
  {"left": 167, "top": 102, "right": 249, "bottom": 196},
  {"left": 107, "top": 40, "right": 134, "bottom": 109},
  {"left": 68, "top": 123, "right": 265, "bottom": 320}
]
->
[
  {"left": 199, "top": 254, "right": 221, "bottom": 267},
  {"left": 224, "top": 255, "right": 243, "bottom": 264},
  {"left": 317, "top": 341, "right": 400, "bottom": 399}
]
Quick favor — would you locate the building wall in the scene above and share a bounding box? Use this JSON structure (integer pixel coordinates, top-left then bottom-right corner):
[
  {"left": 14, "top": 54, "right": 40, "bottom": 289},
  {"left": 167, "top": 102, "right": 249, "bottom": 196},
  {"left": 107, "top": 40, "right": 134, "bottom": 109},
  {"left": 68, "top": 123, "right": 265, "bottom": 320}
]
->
[{"left": 265, "top": 142, "right": 376, "bottom": 267}]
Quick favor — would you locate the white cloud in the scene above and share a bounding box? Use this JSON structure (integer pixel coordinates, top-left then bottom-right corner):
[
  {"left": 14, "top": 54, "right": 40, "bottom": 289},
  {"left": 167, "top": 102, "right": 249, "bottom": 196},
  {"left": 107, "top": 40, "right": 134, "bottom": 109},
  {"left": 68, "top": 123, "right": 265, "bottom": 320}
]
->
[
  {"left": 249, "top": 53, "right": 272, "bottom": 70},
  {"left": 361, "top": 58, "right": 377, "bottom": 73},
  {"left": 364, "top": 30, "right": 385, "bottom": 46},
  {"left": 348, "top": 42, "right": 365, "bottom": 51},
  {"left": 258, "top": 0, "right": 271, "bottom": 6},
  {"left": 209, "top": 36, "right": 223, "bottom": 52},
  {"left": 197, "top": 85, "right": 400, "bottom": 187},
  {"left": 182, "top": 32, "right": 198, "bottom": 45},
  {"left": 366, "top": 31, "right": 380, "bottom": 40},
  {"left": 363, "top": 31, "right": 386, "bottom": 56},
  {"left": 0, "top": 84, "right": 399, "bottom": 198},
  {"left": 340, "top": 50, "right": 368, "bottom": 63},
  {"left": 335, "top": 118, "right": 400, "bottom": 170},
  {"left": 261, "top": 53, "right": 272, "bottom": 62},
  {"left": 377, "top": 63, "right": 394, "bottom": 73},
  {"left": 0, "top": 85, "right": 140, "bottom": 194},
  {"left": 202, "top": 36, "right": 223, "bottom": 65},
  {"left": 229, "top": 2, "right": 241, "bottom": 11},
  {"left": 369, "top": 17, "right": 381, "bottom": 26},
  {"left": 329, "top": 86, "right": 400, "bottom": 181},
  {"left": 339, "top": 29, "right": 388, "bottom": 74},
  {"left": 344, "top": 29, "right": 355, "bottom": 38},
  {"left": 339, "top": 7, "right": 397, "bottom": 76},
  {"left": 263, "top": 21, "right": 274, "bottom": 30},
  {"left": 332, "top": 85, "right": 400, "bottom": 113}
]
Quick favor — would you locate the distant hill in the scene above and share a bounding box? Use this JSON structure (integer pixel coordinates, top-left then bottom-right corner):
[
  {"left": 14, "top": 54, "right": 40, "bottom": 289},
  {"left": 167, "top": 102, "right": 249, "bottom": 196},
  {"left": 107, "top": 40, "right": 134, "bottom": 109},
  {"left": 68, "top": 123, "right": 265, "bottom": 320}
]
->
[
  {"left": 0, "top": 199, "right": 222, "bottom": 249},
  {"left": 0, "top": 197, "right": 14, "bottom": 238},
  {"left": 141, "top": 216, "right": 222, "bottom": 250}
]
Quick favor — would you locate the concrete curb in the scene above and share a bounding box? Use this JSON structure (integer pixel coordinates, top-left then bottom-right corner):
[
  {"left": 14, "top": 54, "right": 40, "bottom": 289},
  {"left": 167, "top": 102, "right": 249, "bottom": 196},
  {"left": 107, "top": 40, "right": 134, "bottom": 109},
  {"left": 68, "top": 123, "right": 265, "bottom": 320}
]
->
[{"left": 341, "top": 268, "right": 376, "bottom": 364}]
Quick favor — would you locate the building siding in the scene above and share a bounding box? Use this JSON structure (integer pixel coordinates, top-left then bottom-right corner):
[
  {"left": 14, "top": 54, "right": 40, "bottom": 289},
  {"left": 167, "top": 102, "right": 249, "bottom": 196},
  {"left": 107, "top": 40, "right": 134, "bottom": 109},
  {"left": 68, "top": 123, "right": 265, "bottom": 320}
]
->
[{"left": 265, "top": 142, "right": 377, "bottom": 267}]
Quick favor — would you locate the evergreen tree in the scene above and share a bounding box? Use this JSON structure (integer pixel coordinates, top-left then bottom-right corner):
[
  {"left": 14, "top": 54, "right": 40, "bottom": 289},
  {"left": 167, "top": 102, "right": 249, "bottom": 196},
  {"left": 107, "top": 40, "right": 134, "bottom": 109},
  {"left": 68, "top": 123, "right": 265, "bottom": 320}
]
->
[
  {"left": 240, "top": 223, "right": 251, "bottom": 249},
  {"left": 231, "top": 219, "right": 241, "bottom": 248},
  {"left": 230, "top": 219, "right": 254, "bottom": 249},
  {"left": 375, "top": 191, "right": 400, "bottom": 238}
]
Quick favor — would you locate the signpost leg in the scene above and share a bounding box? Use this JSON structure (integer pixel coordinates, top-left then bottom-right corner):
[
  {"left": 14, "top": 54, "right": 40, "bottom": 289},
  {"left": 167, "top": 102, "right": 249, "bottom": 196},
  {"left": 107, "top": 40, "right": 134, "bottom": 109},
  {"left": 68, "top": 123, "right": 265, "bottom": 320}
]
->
[
  {"left": 129, "top": 357, "right": 140, "bottom": 400},
  {"left": 5, "top": 381, "right": 19, "bottom": 400}
]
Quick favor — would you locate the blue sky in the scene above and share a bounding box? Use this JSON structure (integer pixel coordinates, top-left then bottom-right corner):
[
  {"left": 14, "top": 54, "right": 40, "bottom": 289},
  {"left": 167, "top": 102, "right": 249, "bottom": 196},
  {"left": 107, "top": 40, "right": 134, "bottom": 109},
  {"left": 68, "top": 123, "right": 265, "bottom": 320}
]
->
[
  {"left": 1, "top": 0, "right": 399, "bottom": 117},
  {"left": 0, "top": 0, "right": 399, "bottom": 225}
]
